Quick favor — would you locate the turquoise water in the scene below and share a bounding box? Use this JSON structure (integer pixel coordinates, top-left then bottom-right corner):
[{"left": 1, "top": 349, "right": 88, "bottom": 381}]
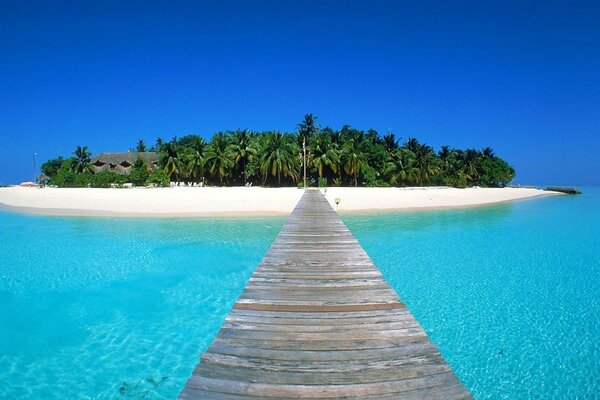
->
[
  {"left": 344, "top": 189, "right": 600, "bottom": 399},
  {"left": 0, "top": 214, "right": 283, "bottom": 399},
  {"left": 1, "top": 190, "right": 598, "bottom": 399}
]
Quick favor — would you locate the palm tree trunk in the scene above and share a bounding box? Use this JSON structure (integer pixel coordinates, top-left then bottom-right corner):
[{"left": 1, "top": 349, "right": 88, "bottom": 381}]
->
[
  {"left": 278, "top": 170, "right": 281, "bottom": 187},
  {"left": 354, "top": 172, "right": 357, "bottom": 187},
  {"left": 242, "top": 159, "right": 246, "bottom": 184}
]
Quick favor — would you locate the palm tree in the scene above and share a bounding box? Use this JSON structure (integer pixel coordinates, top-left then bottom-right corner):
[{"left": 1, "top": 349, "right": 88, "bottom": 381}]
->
[
  {"left": 438, "top": 145, "right": 450, "bottom": 163},
  {"left": 297, "top": 114, "right": 319, "bottom": 141},
  {"left": 154, "top": 137, "right": 165, "bottom": 152},
  {"left": 205, "top": 133, "right": 234, "bottom": 185},
  {"left": 385, "top": 148, "right": 418, "bottom": 186},
  {"left": 230, "top": 129, "right": 258, "bottom": 184},
  {"left": 383, "top": 132, "right": 400, "bottom": 155},
  {"left": 185, "top": 148, "right": 205, "bottom": 185},
  {"left": 130, "top": 157, "right": 151, "bottom": 186},
  {"left": 136, "top": 139, "right": 147, "bottom": 152},
  {"left": 309, "top": 135, "right": 340, "bottom": 178},
  {"left": 159, "top": 138, "right": 184, "bottom": 182},
  {"left": 298, "top": 114, "right": 319, "bottom": 187},
  {"left": 260, "top": 132, "right": 300, "bottom": 186},
  {"left": 177, "top": 134, "right": 205, "bottom": 152},
  {"left": 413, "top": 143, "right": 438, "bottom": 185},
  {"left": 341, "top": 138, "right": 368, "bottom": 187},
  {"left": 70, "top": 146, "right": 92, "bottom": 173},
  {"left": 462, "top": 149, "right": 481, "bottom": 183},
  {"left": 482, "top": 147, "right": 495, "bottom": 158},
  {"left": 404, "top": 137, "right": 421, "bottom": 153}
]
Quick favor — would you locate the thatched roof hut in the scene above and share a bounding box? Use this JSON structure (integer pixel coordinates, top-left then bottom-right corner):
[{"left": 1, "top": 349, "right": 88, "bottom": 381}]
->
[{"left": 91, "top": 152, "right": 159, "bottom": 175}]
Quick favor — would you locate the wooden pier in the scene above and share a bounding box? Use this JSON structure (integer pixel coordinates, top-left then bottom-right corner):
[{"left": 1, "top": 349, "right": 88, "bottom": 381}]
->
[{"left": 180, "top": 189, "right": 471, "bottom": 399}]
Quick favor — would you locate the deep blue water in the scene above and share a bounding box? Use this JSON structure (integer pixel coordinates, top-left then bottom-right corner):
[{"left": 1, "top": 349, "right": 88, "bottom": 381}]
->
[
  {"left": 1, "top": 189, "right": 598, "bottom": 399},
  {"left": 344, "top": 188, "right": 600, "bottom": 399}
]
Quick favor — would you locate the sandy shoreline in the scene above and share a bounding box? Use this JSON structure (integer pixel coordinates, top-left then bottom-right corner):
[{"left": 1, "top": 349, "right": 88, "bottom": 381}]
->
[
  {"left": 324, "top": 187, "right": 558, "bottom": 213},
  {"left": 0, "top": 186, "right": 559, "bottom": 217}
]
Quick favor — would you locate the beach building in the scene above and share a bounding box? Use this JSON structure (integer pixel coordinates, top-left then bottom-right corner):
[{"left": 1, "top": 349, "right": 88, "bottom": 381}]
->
[{"left": 90, "top": 152, "right": 158, "bottom": 175}]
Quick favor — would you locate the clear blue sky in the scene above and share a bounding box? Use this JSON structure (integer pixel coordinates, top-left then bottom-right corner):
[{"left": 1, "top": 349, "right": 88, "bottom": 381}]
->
[{"left": 1, "top": 1, "right": 598, "bottom": 185}]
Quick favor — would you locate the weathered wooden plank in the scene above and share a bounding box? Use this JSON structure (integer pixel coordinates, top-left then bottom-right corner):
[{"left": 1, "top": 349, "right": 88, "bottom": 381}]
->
[
  {"left": 220, "top": 320, "right": 420, "bottom": 333},
  {"left": 206, "top": 341, "right": 438, "bottom": 361},
  {"left": 233, "top": 302, "right": 406, "bottom": 312},
  {"left": 239, "top": 288, "right": 398, "bottom": 301},
  {"left": 179, "top": 189, "right": 471, "bottom": 399},
  {"left": 185, "top": 371, "right": 463, "bottom": 397},
  {"left": 199, "top": 352, "right": 448, "bottom": 373},
  {"left": 194, "top": 361, "right": 451, "bottom": 385},
  {"left": 226, "top": 308, "right": 411, "bottom": 320},
  {"left": 210, "top": 335, "right": 430, "bottom": 352},
  {"left": 224, "top": 312, "right": 415, "bottom": 326}
]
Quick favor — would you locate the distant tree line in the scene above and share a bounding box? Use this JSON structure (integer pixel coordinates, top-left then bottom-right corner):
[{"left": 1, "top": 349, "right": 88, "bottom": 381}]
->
[
  {"left": 41, "top": 114, "right": 515, "bottom": 188},
  {"left": 40, "top": 146, "right": 170, "bottom": 188}
]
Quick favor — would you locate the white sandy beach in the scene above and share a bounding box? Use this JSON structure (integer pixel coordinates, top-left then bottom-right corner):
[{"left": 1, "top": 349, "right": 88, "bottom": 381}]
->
[
  {"left": 324, "top": 187, "right": 558, "bottom": 213},
  {"left": 0, "top": 186, "right": 558, "bottom": 217}
]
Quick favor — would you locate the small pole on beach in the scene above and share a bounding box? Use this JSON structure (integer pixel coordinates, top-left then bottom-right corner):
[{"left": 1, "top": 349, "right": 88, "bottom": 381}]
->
[
  {"left": 33, "top": 152, "right": 38, "bottom": 182},
  {"left": 303, "top": 136, "right": 307, "bottom": 189}
]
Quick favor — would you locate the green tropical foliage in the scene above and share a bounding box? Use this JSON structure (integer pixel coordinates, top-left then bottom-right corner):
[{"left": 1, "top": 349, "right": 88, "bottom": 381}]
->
[
  {"left": 230, "top": 129, "right": 258, "bottom": 184},
  {"left": 46, "top": 115, "right": 516, "bottom": 188},
  {"left": 260, "top": 132, "right": 300, "bottom": 186},
  {"left": 41, "top": 156, "right": 65, "bottom": 178},
  {"left": 159, "top": 138, "right": 184, "bottom": 182},
  {"left": 298, "top": 113, "right": 318, "bottom": 141},
  {"left": 146, "top": 169, "right": 169, "bottom": 187},
  {"left": 309, "top": 134, "right": 340, "bottom": 179},
  {"left": 205, "top": 133, "right": 235, "bottom": 185},
  {"left": 70, "top": 146, "right": 92, "bottom": 174},
  {"left": 50, "top": 159, "right": 127, "bottom": 187},
  {"left": 135, "top": 139, "right": 147, "bottom": 152},
  {"left": 185, "top": 148, "right": 205, "bottom": 185},
  {"left": 129, "top": 157, "right": 151, "bottom": 186},
  {"left": 341, "top": 137, "right": 368, "bottom": 187}
]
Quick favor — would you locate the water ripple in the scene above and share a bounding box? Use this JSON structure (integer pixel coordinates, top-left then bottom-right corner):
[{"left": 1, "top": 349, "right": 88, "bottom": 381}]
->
[{"left": 0, "top": 213, "right": 282, "bottom": 400}]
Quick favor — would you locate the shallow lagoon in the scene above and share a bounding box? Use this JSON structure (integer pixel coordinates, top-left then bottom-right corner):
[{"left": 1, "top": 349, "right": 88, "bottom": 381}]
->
[
  {"left": 1, "top": 189, "right": 598, "bottom": 399},
  {"left": 344, "top": 188, "right": 600, "bottom": 399},
  {"left": 0, "top": 214, "right": 283, "bottom": 399}
]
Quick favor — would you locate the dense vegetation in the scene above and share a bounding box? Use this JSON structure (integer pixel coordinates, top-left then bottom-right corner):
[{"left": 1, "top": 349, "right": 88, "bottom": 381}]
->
[{"left": 41, "top": 115, "right": 515, "bottom": 188}]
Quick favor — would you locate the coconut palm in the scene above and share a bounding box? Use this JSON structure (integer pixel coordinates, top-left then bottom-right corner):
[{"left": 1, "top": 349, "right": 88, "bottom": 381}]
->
[
  {"left": 297, "top": 114, "right": 319, "bottom": 141},
  {"left": 462, "top": 149, "right": 481, "bottom": 183},
  {"left": 413, "top": 143, "right": 438, "bottom": 185},
  {"left": 438, "top": 145, "right": 451, "bottom": 164},
  {"left": 482, "top": 147, "right": 495, "bottom": 158},
  {"left": 383, "top": 132, "right": 400, "bottom": 155},
  {"left": 70, "top": 146, "right": 92, "bottom": 173},
  {"left": 185, "top": 148, "right": 205, "bottom": 185},
  {"left": 404, "top": 137, "right": 421, "bottom": 153},
  {"left": 178, "top": 134, "right": 205, "bottom": 152},
  {"left": 154, "top": 137, "right": 165, "bottom": 152},
  {"left": 205, "top": 133, "right": 234, "bottom": 185},
  {"left": 260, "top": 132, "right": 300, "bottom": 186},
  {"left": 385, "top": 148, "right": 418, "bottom": 186},
  {"left": 309, "top": 135, "right": 340, "bottom": 178},
  {"left": 341, "top": 138, "right": 368, "bottom": 187},
  {"left": 159, "top": 138, "right": 184, "bottom": 182},
  {"left": 136, "top": 139, "right": 147, "bottom": 152},
  {"left": 230, "top": 129, "right": 258, "bottom": 184}
]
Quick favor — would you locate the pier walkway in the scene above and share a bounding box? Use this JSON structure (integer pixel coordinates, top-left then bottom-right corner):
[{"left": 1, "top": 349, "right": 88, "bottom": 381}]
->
[{"left": 180, "top": 189, "right": 471, "bottom": 399}]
